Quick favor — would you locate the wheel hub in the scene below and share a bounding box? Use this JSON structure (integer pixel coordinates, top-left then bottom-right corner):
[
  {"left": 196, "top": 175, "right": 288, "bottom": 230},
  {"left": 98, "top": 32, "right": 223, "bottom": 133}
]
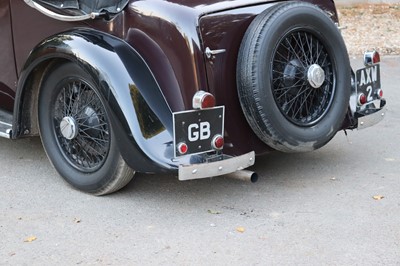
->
[
  {"left": 307, "top": 64, "right": 325, "bottom": 88},
  {"left": 60, "top": 116, "right": 78, "bottom": 140}
]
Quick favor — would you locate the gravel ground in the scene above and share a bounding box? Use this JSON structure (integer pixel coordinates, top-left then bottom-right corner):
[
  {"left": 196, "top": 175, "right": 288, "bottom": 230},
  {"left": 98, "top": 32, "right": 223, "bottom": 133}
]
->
[{"left": 337, "top": 4, "right": 400, "bottom": 55}]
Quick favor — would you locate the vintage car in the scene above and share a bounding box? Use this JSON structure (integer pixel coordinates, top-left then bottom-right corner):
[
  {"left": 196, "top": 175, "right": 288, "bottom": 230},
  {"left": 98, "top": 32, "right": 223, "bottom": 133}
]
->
[{"left": 0, "top": 0, "right": 385, "bottom": 195}]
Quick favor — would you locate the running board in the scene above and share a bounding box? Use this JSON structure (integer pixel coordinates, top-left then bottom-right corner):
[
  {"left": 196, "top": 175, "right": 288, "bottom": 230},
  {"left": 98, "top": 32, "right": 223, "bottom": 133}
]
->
[{"left": 0, "top": 109, "right": 12, "bottom": 138}]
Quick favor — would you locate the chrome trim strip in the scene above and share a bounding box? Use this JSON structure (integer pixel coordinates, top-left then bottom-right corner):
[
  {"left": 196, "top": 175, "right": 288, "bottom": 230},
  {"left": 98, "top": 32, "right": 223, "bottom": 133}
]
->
[
  {"left": 0, "top": 129, "right": 11, "bottom": 139},
  {"left": 0, "top": 132, "right": 10, "bottom": 138},
  {"left": 0, "top": 121, "right": 12, "bottom": 127},
  {"left": 24, "top": 0, "right": 99, "bottom": 21},
  {"left": 179, "top": 151, "right": 255, "bottom": 181}
]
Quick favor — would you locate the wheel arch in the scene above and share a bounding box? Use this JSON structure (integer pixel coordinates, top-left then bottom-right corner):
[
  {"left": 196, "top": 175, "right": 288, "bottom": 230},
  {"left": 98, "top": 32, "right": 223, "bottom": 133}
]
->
[
  {"left": 13, "top": 57, "right": 61, "bottom": 138},
  {"left": 13, "top": 28, "right": 176, "bottom": 173}
]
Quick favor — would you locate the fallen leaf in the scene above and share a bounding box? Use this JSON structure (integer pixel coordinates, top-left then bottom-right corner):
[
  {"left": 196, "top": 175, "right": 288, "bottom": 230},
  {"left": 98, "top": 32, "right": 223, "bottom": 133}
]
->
[
  {"left": 385, "top": 158, "right": 395, "bottom": 162},
  {"left": 24, "top": 236, "right": 37, "bottom": 243},
  {"left": 373, "top": 195, "right": 384, "bottom": 200},
  {"left": 207, "top": 210, "right": 221, "bottom": 215},
  {"left": 236, "top": 227, "right": 245, "bottom": 233}
]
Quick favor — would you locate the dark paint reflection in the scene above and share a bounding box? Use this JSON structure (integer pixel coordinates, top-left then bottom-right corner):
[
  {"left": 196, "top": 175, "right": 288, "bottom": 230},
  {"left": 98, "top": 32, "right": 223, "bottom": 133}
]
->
[{"left": 130, "top": 84, "right": 165, "bottom": 139}]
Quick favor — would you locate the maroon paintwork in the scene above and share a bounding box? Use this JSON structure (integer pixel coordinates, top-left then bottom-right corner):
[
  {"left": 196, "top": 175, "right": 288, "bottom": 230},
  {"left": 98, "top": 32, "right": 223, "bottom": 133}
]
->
[{"left": 0, "top": 1, "right": 17, "bottom": 111}]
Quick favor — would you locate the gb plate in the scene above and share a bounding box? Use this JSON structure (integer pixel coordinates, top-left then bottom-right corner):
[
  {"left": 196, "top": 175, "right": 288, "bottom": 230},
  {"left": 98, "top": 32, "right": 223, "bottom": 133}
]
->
[{"left": 173, "top": 107, "right": 224, "bottom": 157}]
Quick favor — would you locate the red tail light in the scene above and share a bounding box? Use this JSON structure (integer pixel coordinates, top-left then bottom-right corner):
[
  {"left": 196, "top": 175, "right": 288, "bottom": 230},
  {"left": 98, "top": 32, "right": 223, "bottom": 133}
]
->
[
  {"left": 364, "top": 50, "right": 380, "bottom": 66},
  {"left": 192, "top": 91, "right": 216, "bottom": 109},
  {"left": 377, "top": 89, "right": 383, "bottom": 99},
  {"left": 177, "top": 142, "right": 188, "bottom": 155},
  {"left": 212, "top": 134, "right": 224, "bottom": 150},
  {"left": 373, "top": 52, "right": 380, "bottom": 64},
  {"left": 357, "top": 93, "right": 367, "bottom": 106}
]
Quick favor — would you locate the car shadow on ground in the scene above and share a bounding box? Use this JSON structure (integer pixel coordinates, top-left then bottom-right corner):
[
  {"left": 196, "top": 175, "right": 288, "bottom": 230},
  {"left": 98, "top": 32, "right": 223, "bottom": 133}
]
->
[
  {"left": 113, "top": 142, "right": 349, "bottom": 202},
  {"left": 0, "top": 133, "right": 355, "bottom": 203}
]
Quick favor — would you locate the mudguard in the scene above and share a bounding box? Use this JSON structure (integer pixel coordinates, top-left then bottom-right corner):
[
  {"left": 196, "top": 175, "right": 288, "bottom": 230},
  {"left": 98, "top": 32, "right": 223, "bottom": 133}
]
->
[{"left": 14, "top": 28, "right": 178, "bottom": 173}]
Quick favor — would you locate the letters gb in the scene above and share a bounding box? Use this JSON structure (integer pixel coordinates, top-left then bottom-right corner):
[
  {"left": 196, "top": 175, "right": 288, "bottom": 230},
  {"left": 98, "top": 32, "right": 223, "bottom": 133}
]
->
[{"left": 188, "top": 122, "right": 211, "bottom": 142}]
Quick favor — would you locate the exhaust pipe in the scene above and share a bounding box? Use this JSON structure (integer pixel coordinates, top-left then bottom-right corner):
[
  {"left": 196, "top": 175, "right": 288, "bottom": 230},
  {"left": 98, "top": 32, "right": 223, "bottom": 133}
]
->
[{"left": 225, "top": 170, "right": 258, "bottom": 183}]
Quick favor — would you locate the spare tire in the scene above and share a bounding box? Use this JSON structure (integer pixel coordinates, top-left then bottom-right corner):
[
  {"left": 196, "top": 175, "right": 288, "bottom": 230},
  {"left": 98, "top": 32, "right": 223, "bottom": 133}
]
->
[{"left": 237, "top": 2, "right": 351, "bottom": 152}]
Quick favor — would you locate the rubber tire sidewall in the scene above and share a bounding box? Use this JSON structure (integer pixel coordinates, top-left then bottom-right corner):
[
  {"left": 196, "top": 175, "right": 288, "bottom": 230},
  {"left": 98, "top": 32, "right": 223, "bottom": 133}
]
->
[
  {"left": 237, "top": 2, "right": 351, "bottom": 152},
  {"left": 39, "top": 62, "right": 124, "bottom": 193}
]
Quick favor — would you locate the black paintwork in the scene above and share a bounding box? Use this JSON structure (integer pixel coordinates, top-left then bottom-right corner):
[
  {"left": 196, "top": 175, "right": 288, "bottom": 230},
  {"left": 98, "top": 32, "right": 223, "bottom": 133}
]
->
[{"left": 15, "top": 29, "right": 180, "bottom": 172}]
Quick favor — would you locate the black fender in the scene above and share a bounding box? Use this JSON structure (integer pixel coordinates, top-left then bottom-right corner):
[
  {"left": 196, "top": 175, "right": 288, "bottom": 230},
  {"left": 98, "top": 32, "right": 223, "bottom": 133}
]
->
[{"left": 14, "top": 28, "right": 178, "bottom": 173}]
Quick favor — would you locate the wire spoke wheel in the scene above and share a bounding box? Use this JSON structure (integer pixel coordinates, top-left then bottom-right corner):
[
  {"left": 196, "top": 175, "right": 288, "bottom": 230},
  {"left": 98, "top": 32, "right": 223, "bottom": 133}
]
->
[
  {"left": 272, "top": 30, "right": 335, "bottom": 127},
  {"left": 53, "top": 78, "right": 110, "bottom": 172},
  {"left": 39, "top": 63, "right": 134, "bottom": 195},
  {"left": 236, "top": 2, "right": 351, "bottom": 152}
]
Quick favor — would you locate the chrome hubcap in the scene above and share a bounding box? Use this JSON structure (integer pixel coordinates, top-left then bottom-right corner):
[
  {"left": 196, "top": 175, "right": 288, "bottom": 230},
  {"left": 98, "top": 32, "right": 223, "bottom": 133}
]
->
[
  {"left": 307, "top": 64, "right": 325, "bottom": 88},
  {"left": 60, "top": 116, "right": 78, "bottom": 140}
]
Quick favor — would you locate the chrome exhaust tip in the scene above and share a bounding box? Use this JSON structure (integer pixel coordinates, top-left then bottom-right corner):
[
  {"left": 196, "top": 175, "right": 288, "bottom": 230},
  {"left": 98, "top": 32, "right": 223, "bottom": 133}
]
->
[{"left": 225, "top": 170, "right": 258, "bottom": 183}]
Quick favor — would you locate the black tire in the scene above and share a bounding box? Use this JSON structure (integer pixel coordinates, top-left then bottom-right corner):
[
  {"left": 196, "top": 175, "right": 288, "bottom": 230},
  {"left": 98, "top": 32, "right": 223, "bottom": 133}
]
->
[
  {"left": 39, "top": 62, "right": 135, "bottom": 195},
  {"left": 237, "top": 2, "right": 351, "bottom": 152}
]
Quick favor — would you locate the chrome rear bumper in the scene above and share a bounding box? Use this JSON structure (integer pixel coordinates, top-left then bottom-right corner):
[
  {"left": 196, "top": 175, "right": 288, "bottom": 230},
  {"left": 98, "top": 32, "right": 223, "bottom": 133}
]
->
[
  {"left": 357, "top": 99, "right": 386, "bottom": 129},
  {"left": 178, "top": 151, "right": 255, "bottom": 181}
]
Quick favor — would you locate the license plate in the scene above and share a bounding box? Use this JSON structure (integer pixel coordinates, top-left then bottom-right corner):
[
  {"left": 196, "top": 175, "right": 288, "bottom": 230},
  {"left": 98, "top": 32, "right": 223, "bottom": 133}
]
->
[
  {"left": 356, "top": 64, "right": 381, "bottom": 102},
  {"left": 173, "top": 107, "right": 224, "bottom": 157}
]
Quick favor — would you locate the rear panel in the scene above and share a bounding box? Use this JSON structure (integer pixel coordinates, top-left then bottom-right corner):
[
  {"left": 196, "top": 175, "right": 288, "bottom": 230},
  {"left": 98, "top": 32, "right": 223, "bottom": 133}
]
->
[{"left": 198, "top": 0, "right": 339, "bottom": 155}]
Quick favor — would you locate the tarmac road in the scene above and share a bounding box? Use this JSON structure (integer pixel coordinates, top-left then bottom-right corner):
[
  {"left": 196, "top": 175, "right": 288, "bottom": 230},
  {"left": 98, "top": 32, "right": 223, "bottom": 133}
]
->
[{"left": 0, "top": 57, "right": 399, "bottom": 265}]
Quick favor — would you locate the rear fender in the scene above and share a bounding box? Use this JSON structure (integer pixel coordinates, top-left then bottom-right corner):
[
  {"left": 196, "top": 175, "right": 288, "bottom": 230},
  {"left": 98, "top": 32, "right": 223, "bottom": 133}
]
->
[{"left": 14, "top": 28, "right": 176, "bottom": 173}]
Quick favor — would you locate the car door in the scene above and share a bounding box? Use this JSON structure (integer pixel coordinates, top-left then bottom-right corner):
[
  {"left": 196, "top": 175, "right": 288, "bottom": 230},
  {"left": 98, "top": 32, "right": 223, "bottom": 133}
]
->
[
  {"left": 10, "top": 0, "right": 76, "bottom": 77},
  {"left": 0, "top": 0, "right": 17, "bottom": 112},
  {"left": 0, "top": 0, "right": 72, "bottom": 113}
]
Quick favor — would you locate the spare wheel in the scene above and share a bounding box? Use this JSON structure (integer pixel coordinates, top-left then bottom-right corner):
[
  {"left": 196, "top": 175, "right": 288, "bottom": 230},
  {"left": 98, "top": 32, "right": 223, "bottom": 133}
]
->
[{"left": 236, "top": 2, "right": 351, "bottom": 152}]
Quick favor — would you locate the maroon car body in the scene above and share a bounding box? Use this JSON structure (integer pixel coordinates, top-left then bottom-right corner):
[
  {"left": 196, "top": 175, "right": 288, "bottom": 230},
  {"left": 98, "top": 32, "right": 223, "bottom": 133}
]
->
[{"left": 0, "top": 0, "right": 385, "bottom": 195}]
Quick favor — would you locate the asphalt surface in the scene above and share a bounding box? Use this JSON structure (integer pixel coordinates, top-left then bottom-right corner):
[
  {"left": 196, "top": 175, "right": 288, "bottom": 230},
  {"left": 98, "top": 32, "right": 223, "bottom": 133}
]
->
[{"left": 0, "top": 57, "right": 399, "bottom": 265}]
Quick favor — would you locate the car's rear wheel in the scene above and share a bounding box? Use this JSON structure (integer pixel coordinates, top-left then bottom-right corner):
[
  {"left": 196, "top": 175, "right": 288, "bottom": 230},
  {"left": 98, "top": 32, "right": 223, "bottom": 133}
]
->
[
  {"left": 237, "top": 2, "right": 351, "bottom": 152},
  {"left": 39, "top": 62, "right": 135, "bottom": 195}
]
